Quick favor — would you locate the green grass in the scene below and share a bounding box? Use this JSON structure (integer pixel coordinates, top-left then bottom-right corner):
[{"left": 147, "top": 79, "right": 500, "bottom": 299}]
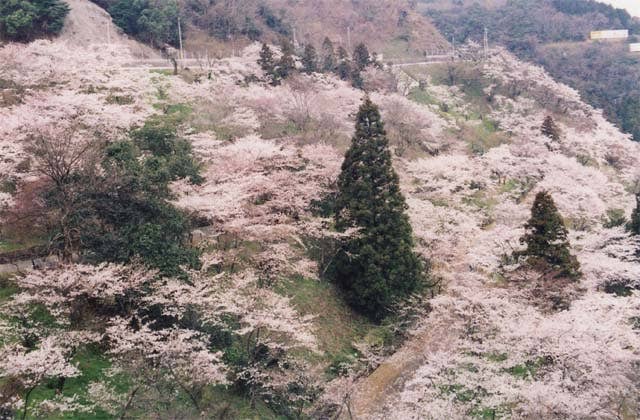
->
[
  {"left": 439, "top": 383, "right": 487, "bottom": 403},
  {"left": 382, "top": 37, "right": 424, "bottom": 62},
  {"left": 259, "top": 121, "right": 302, "bottom": 140},
  {"left": 428, "top": 197, "right": 450, "bottom": 208},
  {"left": 152, "top": 82, "right": 170, "bottom": 100},
  {"left": 0, "top": 237, "right": 46, "bottom": 253},
  {"left": 151, "top": 102, "right": 193, "bottom": 121},
  {"left": 603, "top": 209, "right": 626, "bottom": 228},
  {"left": 485, "top": 352, "right": 508, "bottom": 363},
  {"left": 408, "top": 87, "right": 439, "bottom": 106},
  {"left": 0, "top": 285, "right": 18, "bottom": 304},
  {"left": 200, "top": 386, "right": 284, "bottom": 420},
  {"left": 462, "top": 190, "right": 497, "bottom": 212},
  {"left": 105, "top": 93, "right": 135, "bottom": 105},
  {"left": 470, "top": 404, "right": 512, "bottom": 419},
  {"left": 24, "top": 345, "right": 121, "bottom": 419},
  {"left": 460, "top": 119, "right": 509, "bottom": 156},
  {"left": 499, "top": 179, "right": 520, "bottom": 194},
  {"left": 19, "top": 342, "right": 280, "bottom": 420},
  {"left": 276, "top": 275, "right": 373, "bottom": 355},
  {"left": 274, "top": 275, "right": 382, "bottom": 378},
  {"left": 505, "top": 356, "right": 553, "bottom": 379},
  {"left": 150, "top": 69, "right": 174, "bottom": 76},
  {"left": 213, "top": 125, "right": 247, "bottom": 141}
]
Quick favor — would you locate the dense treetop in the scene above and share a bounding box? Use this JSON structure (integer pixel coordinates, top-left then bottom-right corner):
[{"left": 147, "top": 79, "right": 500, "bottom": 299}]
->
[{"left": 0, "top": 0, "right": 70, "bottom": 42}]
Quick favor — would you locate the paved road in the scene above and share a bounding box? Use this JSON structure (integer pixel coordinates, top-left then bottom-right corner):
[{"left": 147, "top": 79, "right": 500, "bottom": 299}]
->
[
  {"left": 391, "top": 59, "right": 454, "bottom": 67},
  {"left": 119, "top": 56, "right": 457, "bottom": 70}
]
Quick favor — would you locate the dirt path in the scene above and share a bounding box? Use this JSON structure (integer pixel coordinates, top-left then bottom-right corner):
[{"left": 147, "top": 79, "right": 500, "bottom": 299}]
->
[
  {"left": 345, "top": 319, "right": 459, "bottom": 419},
  {"left": 345, "top": 261, "right": 472, "bottom": 418}
]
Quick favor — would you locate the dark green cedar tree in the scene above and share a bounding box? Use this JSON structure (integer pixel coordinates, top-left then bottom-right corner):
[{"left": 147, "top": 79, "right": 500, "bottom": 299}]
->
[
  {"left": 331, "top": 97, "right": 426, "bottom": 321},
  {"left": 627, "top": 191, "right": 640, "bottom": 235},
  {"left": 516, "top": 191, "right": 580, "bottom": 279},
  {"left": 541, "top": 115, "right": 561, "bottom": 141},
  {"left": 322, "top": 37, "right": 336, "bottom": 72},
  {"left": 301, "top": 43, "right": 318, "bottom": 73}
]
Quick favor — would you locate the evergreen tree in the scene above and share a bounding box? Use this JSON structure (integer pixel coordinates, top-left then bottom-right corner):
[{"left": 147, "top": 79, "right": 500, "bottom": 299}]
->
[
  {"left": 276, "top": 38, "right": 296, "bottom": 80},
  {"left": 517, "top": 191, "right": 580, "bottom": 279},
  {"left": 541, "top": 115, "right": 561, "bottom": 141},
  {"left": 627, "top": 191, "right": 640, "bottom": 235},
  {"left": 322, "top": 37, "right": 336, "bottom": 72},
  {"left": 330, "top": 98, "right": 426, "bottom": 321},
  {"left": 337, "top": 45, "right": 349, "bottom": 61},
  {"left": 301, "top": 43, "right": 318, "bottom": 73},
  {"left": 351, "top": 67, "right": 364, "bottom": 89},
  {"left": 0, "top": 0, "right": 69, "bottom": 42},
  {"left": 336, "top": 46, "right": 351, "bottom": 81},
  {"left": 353, "top": 42, "right": 371, "bottom": 71},
  {"left": 109, "top": 0, "right": 179, "bottom": 48},
  {"left": 258, "top": 43, "right": 276, "bottom": 74},
  {"left": 258, "top": 43, "right": 279, "bottom": 85}
]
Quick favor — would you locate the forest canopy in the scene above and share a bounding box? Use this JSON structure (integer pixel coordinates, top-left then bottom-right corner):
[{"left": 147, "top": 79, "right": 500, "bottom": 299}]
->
[{"left": 0, "top": 0, "right": 70, "bottom": 42}]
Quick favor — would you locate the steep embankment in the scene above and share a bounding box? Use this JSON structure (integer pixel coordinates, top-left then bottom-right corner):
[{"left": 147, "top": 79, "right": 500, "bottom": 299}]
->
[
  {"left": 176, "top": 0, "right": 450, "bottom": 60},
  {"left": 59, "top": 0, "right": 158, "bottom": 58},
  {"left": 266, "top": 0, "right": 449, "bottom": 57}
]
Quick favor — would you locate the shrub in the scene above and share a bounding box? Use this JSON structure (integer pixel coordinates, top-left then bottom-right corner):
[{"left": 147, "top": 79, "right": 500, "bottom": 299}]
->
[
  {"left": 603, "top": 209, "right": 626, "bottom": 229},
  {"left": 23, "top": 117, "right": 203, "bottom": 277}
]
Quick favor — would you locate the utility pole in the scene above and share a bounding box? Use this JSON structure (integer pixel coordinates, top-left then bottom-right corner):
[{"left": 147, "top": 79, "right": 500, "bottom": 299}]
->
[
  {"left": 347, "top": 26, "right": 352, "bottom": 52},
  {"left": 483, "top": 27, "right": 489, "bottom": 61},
  {"left": 451, "top": 35, "right": 455, "bottom": 60},
  {"left": 293, "top": 27, "right": 298, "bottom": 48},
  {"left": 107, "top": 19, "right": 111, "bottom": 45},
  {"left": 178, "top": 15, "right": 184, "bottom": 61}
]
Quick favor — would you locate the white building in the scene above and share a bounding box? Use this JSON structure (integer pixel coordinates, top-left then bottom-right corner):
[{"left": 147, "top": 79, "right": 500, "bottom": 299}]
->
[{"left": 590, "top": 30, "right": 629, "bottom": 40}]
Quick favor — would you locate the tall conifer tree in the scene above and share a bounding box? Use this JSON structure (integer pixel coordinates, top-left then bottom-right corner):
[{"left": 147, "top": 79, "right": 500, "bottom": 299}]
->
[
  {"left": 258, "top": 43, "right": 278, "bottom": 84},
  {"left": 541, "top": 115, "right": 561, "bottom": 141},
  {"left": 301, "top": 43, "right": 318, "bottom": 73},
  {"left": 517, "top": 191, "right": 580, "bottom": 279},
  {"left": 352, "top": 42, "right": 371, "bottom": 70},
  {"left": 628, "top": 191, "right": 640, "bottom": 235},
  {"left": 331, "top": 98, "right": 425, "bottom": 320},
  {"left": 321, "top": 37, "right": 336, "bottom": 72},
  {"left": 277, "top": 38, "right": 296, "bottom": 80}
]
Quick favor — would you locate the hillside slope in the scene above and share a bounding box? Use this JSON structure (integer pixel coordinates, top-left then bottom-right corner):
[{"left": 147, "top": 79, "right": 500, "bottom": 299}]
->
[
  {"left": 264, "top": 0, "right": 449, "bottom": 58},
  {"left": 60, "top": 0, "right": 158, "bottom": 57},
  {"left": 420, "top": 0, "right": 640, "bottom": 142},
  {"left": 348, "top": 53, "right": 640, "bottom": 419},
  {"left": 1, "top": 3, "right": 640, "bottom": 418},
  {"left": 89, "top": 0, "right": 449, "bottom": 60}
]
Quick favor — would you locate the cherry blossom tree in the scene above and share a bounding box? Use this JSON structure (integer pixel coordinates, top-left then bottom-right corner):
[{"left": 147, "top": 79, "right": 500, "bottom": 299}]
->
[{"left": 0, "top": 335, "right": 84, "bottom": 420}]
